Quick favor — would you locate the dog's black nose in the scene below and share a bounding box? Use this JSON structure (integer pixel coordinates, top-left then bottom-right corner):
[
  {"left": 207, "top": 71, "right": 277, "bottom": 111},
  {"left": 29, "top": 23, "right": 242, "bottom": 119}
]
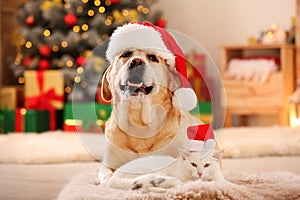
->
[{"left": 128, "top": 58, "right": 145, "bottom": 70}]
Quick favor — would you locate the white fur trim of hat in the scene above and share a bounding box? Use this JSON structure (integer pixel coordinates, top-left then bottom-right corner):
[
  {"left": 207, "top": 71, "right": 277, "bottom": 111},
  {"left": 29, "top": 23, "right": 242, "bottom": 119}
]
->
[{"left": 106, "top": 23, "right": 175, "bottom": 66}]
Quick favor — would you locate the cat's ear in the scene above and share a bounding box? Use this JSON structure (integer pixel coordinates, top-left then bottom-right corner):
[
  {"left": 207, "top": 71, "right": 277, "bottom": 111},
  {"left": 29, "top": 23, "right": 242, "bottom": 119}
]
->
[
  {"left": 178, "top": 148, "right": 191, "bottom": 160},
  {"left": 212, "top": 149, "right": 225, "bottom": 160}
]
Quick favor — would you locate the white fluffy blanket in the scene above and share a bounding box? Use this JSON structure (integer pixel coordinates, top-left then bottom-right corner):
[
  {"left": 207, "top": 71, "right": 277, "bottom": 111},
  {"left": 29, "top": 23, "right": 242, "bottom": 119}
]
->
[
  {"left": 0, "top": 126, "right": 300, "bottom": 163},
  {"left": 57, "top": 170, "right": 300, "bottom": 200}
]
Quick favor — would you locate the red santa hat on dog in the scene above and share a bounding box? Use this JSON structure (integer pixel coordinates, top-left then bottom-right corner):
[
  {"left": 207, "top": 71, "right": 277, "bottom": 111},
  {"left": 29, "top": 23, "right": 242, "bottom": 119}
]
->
[{"left": 106, "top": 22, "right": 197, "bottom": 111}]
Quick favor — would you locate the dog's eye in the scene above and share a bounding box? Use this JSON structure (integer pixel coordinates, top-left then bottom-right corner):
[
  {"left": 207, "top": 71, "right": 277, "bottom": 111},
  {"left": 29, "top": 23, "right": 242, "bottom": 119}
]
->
[
  {"left": 147, "top": 54, "right": 159, "bottom": 63},
  {"left": 204, "top": 163, "right": 211, "bottom": 168},
  {"left": 120, "top": 51, "right": 132, "bottom": 58}
]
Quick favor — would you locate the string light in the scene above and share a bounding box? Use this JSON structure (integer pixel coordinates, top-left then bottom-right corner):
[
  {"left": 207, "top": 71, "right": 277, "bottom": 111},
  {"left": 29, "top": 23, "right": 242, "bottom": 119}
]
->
[
  {"left": 81, "top": 81, "right": 88, "bottom": 88},
  {"left": 61, "top": 41, "right": 69, "bottom": 48},
  {"left": 105, "top": 0, "right": 111, "bottom": 6},
  {"left": 122, "top": 9, "right": 129, "bottom": 16},
  {"left": 74, "top": 76, "right": 81, "bottom": 83},
  {"left": 25, "top": 41, "right": 32, "bottom": 48},
  {"left": 105, "top": 18, "right": 112, "bottom": 26},
  {"left": 88, "top": 9, "right": 95, "bottom": 16},
  {"left": 15, "top": 54, "right": 23, "bottom": 65},
  {"left": 43, "top": 29, "right": 51, "bottom": 37},
  {"left": 82, "top": 0, "right": 88, "bottom": 3},
  {"left": 66, "top": 60, "right": 73, "bottom": 67},
  {"left": 82, "top": 24, "right": 89, "bottom": 31},
  {"left": 137, "top": 5, "right": 143, "bottom": 12},
  {"left": 77, "top": 6, "right": 83, "bottom": 13},
  {"left": 142, "top": 7, "right": 149, "bottom": 14},
  {"left": 77, "top": 67, "right": 84, "bottom": 73},
  {"left": 98, "top": 6, "right": 105, "bottom": 13},
  {"left": 82, "top": 32, "right": 88, "bottom": 39},
  {"left": 73, "top": 25, "right": 80, "bottom": 32},
  {"left": 65, "top": 86, "right": 72, "bottom": 93},
  {"left": 58, "top": 60, "right": 64, "bottom": 68},
  {"left": 94, "top": 0, "right": 101, "bottom": 6},
  {"left": 16, "top": 53, "right": 23, "bottom": 60},
  {"left": 64, "top": 3, "right": 70, "bottom": 9},
  {"left": 15, "top": 59, "right": 21, "bottom": 65},
  {"left": 52, "top": 45, "right": 59, "bottom": 52},
  {"left": 20, "top": 108, "right": 27, "bottom": 115},
  {"left": 18, "top": 77, "right": 25, "bottom": 84},
  {"left": 99, "top": 110, "right": 107, "bottom": 118}
]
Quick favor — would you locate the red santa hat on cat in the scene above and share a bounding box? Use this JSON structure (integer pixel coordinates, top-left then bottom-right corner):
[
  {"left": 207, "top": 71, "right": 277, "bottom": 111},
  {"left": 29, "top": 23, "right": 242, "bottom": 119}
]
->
[
  {"left": 106, "top": 22, "right": 197, "bottom": 111},
  {"left": 187, "top": 124, "right": 216, "bottom": 151}
]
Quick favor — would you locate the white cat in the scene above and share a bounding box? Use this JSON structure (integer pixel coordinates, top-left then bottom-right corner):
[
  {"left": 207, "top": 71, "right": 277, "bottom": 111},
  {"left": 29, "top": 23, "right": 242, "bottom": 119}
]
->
[{"left": 101, "top": 149, "right": 224, "bottom": 192}]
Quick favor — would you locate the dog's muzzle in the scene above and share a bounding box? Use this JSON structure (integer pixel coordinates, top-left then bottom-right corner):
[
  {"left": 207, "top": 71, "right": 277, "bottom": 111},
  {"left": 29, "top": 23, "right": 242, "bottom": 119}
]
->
[{"left": 120, "top": 58, "right": 153, "bottom": 97}]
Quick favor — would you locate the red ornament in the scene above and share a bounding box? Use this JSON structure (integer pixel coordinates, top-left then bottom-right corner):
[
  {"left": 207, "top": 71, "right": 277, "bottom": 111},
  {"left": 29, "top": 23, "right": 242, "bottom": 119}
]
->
[
  {"left": 25, "top": 15, "right": 35, "bottom": 26},
  {"left": 23, "top": 57, "right": 31, "bottom": 67},
  {"left": 64, "top": 13, "right": 77, "bottom": 26},
  {"left": 156, "top": 18, "right": 166, "bottom": 28},
  {"left": 76, "top": 56, "right": 85, "bottom": 66},
  {"left": 110, "top": 0, "right": 120, "bottom": 3},
  {"left": 38, "top": 59, "right": 51, "bottom": 70},
  {"left": 39, "top": 45, "right": 52, "bottom": 57}
]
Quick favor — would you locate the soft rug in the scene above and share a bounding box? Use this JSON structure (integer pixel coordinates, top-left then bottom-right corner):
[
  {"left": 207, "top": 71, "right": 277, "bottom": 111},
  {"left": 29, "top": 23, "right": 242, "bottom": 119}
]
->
[
  {"left": 0, "top": 126, "right": 300, "bottom": 163},
  {"left": 217, "top": 126, "right": 300, "bottom": 158},
  {"left": 0, "top": 131, "right": 105, "bottom": 164},
  {"left": 57, "top": 170, "right": 300, "bottom": 200}
]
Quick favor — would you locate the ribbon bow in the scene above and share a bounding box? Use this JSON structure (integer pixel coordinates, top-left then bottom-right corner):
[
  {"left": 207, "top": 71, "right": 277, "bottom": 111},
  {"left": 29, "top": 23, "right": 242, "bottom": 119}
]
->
[{"left": 25, "top": 70, "right": 64, "bottom": 130}]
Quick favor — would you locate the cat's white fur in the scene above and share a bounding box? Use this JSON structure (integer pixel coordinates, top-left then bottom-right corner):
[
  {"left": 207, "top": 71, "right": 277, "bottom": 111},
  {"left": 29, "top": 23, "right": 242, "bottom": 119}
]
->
[{"left": 101, "top": 150, "right": 224, "bottom": 192}]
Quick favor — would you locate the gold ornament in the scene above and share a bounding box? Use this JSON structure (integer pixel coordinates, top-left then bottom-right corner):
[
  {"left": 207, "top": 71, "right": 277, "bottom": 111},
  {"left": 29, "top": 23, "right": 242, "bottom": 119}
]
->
[
  {"left": 40, "top": 0, "right": 62, "bottom": 11},
  {"left": 83, "top": 50, "right": 92, "bottom": 57},
  {"left": 112, "top": 9, "right": 138, "bottom": 25}
]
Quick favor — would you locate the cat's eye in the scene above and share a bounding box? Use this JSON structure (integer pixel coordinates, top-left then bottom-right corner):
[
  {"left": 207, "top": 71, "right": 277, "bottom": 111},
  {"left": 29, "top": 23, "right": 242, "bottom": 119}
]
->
[
  {"left": 204, "top": 163, "right": 211, "bottom": 168},
  {"left": 147, "top": 54, "right": 159, "bottom": 63},
  {"left": 191, "top": 162, "right": 197, "bottom": 168},
  {"left": 120, "top": 51, "right": 132, "bottom": 58}
]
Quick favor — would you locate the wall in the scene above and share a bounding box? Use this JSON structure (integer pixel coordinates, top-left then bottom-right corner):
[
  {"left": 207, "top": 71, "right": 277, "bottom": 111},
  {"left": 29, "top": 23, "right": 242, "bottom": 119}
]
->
[
  {"left": 153, "top": 0, "right": 296, "bottom": 126},
  {"left": 154, "top": 0, "right": 295, "bottom": 69},
  {"left": 0, "top": 0, "right": 28, "bottom": 85}
]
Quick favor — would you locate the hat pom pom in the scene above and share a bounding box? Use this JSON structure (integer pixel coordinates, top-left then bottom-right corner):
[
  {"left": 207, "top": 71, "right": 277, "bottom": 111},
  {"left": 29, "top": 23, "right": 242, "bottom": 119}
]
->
[{"left": 172, "top": 88, "right": 197, "bottom": 111}]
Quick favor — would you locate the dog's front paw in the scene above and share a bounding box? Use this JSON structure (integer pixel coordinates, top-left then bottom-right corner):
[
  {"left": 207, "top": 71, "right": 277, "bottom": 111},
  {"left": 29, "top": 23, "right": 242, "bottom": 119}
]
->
[{"left": 98, "top": 170, "right": 113, "bottom": 185}]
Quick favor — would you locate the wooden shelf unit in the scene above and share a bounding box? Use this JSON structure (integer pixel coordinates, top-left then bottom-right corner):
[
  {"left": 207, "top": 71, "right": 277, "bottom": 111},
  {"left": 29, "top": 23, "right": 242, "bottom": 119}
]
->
[{"left": 221, "top": 44, "right": 295, "bottom": 127}]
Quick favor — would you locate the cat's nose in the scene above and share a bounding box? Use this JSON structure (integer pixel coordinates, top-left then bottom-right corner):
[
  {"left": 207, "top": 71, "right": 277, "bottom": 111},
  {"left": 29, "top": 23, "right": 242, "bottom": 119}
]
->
[{"left": 198, "top": 172, "right": 202, "bottom": 177}]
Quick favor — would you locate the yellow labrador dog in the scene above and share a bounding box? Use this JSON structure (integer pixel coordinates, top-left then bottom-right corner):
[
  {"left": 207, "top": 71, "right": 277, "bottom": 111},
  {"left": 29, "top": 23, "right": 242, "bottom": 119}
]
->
[{"left": 98, "top": 23, "right": 201, "bottom": 183}]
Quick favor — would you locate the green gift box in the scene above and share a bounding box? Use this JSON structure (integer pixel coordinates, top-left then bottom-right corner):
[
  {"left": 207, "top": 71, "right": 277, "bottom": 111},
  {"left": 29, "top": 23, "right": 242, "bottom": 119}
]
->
[
  {"left": 63, "top": 103, "right": 112, "bottom": 132},
  {"left": 0, "top": 109, "right": 4, "bottom": 133},
  {"left": 190, "top": 102, "right": 212, "bottom": 115},
  {"left": 190, "top": 102, "right": 212, "bottom": 123},
  {"left": 4, "top": 109, "right": 50, "bottom": 133}
]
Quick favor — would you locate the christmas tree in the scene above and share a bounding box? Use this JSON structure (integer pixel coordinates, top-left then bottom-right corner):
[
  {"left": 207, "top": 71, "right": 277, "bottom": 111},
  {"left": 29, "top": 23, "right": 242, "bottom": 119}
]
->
[{"left": 11, "top": 0, "right": 165, "bottom": 102}]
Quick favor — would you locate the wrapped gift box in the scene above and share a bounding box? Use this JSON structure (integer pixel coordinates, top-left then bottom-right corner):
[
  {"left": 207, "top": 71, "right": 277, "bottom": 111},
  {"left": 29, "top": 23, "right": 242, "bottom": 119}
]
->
[
  {"left": 0, "top": 109, "right": 4, "bottom": 133},
  {"left": 63, "top": 103, "right": 112, "bottom": 133},
  {"left": 24, "top": 70, "right": 64, "bottom": 109},
  {"left": 24, "top": 70, "right": 64, "bottom": 130},
  {"left": 0, "top": 86, "right": 24, "bottom": 110},
  {"left": 190, "top": 102, "right": 212, "bottom": 123},
  {"left": 4, "top": 108, "right": 49, "bottom": 133}
]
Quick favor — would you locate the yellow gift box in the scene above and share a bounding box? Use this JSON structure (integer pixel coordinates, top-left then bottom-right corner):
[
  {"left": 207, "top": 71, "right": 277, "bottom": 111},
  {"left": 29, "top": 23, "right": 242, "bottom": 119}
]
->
[
  {"left": 24, "top": 70, "right": 64, "bottom": 110},
  {"left": 0, "top": 86, "right": 24, "bottom": 110}
]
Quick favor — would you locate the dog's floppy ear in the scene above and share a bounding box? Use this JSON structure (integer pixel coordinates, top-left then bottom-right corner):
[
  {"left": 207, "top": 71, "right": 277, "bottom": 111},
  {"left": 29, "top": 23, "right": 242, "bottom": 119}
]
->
[{"left": 101, "top": 65, "right": 112, "bottom": 103}]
